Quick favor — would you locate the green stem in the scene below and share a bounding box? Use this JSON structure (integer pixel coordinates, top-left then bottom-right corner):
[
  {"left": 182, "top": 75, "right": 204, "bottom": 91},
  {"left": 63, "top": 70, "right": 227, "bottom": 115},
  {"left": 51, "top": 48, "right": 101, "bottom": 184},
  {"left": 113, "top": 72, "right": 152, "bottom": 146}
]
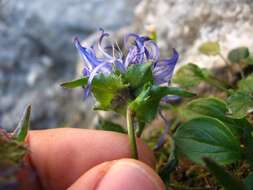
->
[
  {"left": 237, "top": 62, "right": 245, "bottom": 79},
  {"left": 126, "top": 107, "right": 138, "bottom": 159},
  {"left": 219, "top": 53, "right": 233, "bottom": 83}
]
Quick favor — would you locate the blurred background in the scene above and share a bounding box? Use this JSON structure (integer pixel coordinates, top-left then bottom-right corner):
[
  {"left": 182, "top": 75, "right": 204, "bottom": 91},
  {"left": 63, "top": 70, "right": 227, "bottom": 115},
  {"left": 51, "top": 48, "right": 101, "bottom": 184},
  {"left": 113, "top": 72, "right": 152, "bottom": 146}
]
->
[{"left": 0, "top": 0, "right": 253, "bottom": 130}]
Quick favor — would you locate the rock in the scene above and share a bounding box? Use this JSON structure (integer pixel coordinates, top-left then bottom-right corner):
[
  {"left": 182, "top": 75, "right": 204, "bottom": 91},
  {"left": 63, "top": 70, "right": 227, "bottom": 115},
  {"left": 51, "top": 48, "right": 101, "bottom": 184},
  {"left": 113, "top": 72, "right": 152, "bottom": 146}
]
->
[
  {"left": 0, "top": 0, "right": 140, "bottom": 130},
  {"left": 74, "top": 0, "right": 253, "bottom": 129},
  {"left": 133, "top": 0, "right": 253, "bottom": 69}
]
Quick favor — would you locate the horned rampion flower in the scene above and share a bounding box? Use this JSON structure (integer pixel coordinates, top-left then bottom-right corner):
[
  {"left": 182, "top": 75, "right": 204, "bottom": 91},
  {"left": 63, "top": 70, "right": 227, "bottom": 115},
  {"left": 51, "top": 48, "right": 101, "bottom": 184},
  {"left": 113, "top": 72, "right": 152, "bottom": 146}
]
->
[
  {"left": 74, "top": 29, "right": 179, "bottom": 96},
  {"left": 62, "top": 29, "right": 194, "bottom": 160}
]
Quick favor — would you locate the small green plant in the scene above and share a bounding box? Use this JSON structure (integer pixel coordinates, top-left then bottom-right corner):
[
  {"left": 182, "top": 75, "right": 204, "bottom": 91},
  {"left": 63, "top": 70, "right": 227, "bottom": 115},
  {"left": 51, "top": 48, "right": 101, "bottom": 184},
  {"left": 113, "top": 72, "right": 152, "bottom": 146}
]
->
[
  {"left": 0, "top": 105, "right": 31, "bottom": 190},
  {"left": 62, "top": 32, "right": 253, "bottom": 189}
]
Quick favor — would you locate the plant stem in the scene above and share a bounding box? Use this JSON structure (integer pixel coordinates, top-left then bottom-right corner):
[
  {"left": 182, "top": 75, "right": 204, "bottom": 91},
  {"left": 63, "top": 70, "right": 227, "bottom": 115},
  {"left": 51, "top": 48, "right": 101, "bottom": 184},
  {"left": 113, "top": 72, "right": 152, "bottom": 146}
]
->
[
  {"left": 219, "top": 53, "right": 233, "bottom": 83},
  {"left": 237, "top": 62, "right": 245, "bottom": 79},
  {"left": 126, "top": 107, "right": 138, "bottom": 159}
]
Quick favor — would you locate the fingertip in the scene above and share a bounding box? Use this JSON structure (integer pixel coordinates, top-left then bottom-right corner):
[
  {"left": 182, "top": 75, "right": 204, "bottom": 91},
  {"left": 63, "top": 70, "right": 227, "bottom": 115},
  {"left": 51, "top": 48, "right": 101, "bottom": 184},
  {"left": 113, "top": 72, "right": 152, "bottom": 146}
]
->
[
  {"left": 68, "top": 159, "right": 164, "bottom": 190},
  {"left": 27, "top": 128, "right": 155, "bottom": 190}
]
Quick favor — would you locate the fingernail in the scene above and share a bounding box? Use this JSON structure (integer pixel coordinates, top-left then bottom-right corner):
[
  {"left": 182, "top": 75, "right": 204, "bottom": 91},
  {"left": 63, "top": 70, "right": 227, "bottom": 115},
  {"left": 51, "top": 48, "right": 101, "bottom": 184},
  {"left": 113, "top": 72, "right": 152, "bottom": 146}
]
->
[{"left": 96, "top": 159, "right": 164, "bottom": 190}]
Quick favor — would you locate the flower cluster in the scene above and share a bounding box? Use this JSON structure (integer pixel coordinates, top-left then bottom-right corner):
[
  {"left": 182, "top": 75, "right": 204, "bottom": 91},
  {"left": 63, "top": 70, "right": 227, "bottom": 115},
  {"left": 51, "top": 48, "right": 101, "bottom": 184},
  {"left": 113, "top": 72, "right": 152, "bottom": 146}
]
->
[{"left": 74, "top": 29, "right": 179, "bottom": 96}]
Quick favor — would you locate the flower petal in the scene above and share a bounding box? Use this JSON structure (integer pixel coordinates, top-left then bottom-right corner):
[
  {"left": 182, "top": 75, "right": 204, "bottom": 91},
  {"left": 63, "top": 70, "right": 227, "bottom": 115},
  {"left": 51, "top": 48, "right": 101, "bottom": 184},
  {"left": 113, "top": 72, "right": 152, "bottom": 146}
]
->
[
  {"left": 84, "top": 62, "right": 112, "bottom": 97},
  {"left": 74, "top": 37, "right": 102, "bottom": 70},
  {"left": 152, "top": 49, "right": 179, "bottom": 85}
]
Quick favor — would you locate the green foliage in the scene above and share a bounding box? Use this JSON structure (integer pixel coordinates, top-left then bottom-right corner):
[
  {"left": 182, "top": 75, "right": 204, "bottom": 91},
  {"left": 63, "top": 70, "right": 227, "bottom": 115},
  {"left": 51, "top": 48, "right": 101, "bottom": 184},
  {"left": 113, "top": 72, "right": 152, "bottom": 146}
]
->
[
  {"left": 226, "top": 74, "right": 253, "bottom": 119},
  {"left": 244, "top": 173, "right": 253, "bottom": 190},
  {"left": 0, "top": 106, "right": 31, "bottom": 164},
  {"left": 228, "top": 47, "right": 250, "bottom": 63},
  {"left": 172, "top": 63, "right": 207, "bottom": 88},
  {"left": 227, "top": 92, "right": 253, "bottom": 119},
  {"left": 241, "top": 121, "right": 253, "bottom": 169},
  {"left": 0, "top": 136, "right": 26, "bottom": 164},
  {"left": 182, "top": 97, "right": 228, "bottom": 120},
  {"left": 174, "top": 117, "right": 242, "bottom": 165},
  {"left": 62, "top": 36, "right": 253, "bottom": 190},
  {"left": 181, "top": 97, "right": 243, "bottom": 135},
  {"left": 129, "top": 84, "right": 195, "bottom": 123},
  {"left": 12, "top": 105, "right": 31, "bottom": 142},
  {"left": 123, "top": 63, "right": 153, "bottom": 94},
  {"left": 245, "top": 55, "right": 253, "bottom": 65},
  {"left": 60, "top": 77, "right": 88, "bottom": 88},
  {"left": 198, "top": 41, "right": 220, "bottom": 56},
  {"left": 92, "top": 74, "right": 128, "bottom": 111},
  {"left": 203, "top": 158, "right": 244, "bottom": 190},
  {"left": 238, "top": 74, "right": 253, "bottom": 94},
  {"left": 97, "top": 120, "right": 126, "bottom": 134},
  {"left": 173, "top": 63, "right": 229, "bottom": 92}
]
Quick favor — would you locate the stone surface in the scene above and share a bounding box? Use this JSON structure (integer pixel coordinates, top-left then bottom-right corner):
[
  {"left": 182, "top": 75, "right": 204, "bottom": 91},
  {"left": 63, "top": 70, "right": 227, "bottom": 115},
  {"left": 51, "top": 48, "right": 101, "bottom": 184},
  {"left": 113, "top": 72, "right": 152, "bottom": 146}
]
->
[
  {"left": 75, "top": 0, "right": 253, "bottom": 128},
  {"left": 2, "top": 0, "right": 253, "bottom": 130},
  {"left": 133, "top": 0, "right": 253, "bottom": 69},
  {"left": 0, "top": 0, "right": 139, "bottom": 130}
]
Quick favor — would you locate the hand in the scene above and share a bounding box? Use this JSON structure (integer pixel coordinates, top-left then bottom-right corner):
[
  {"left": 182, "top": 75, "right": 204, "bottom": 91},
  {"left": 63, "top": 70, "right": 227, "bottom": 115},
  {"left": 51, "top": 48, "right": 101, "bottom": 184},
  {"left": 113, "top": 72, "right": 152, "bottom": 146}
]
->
[{"left": 20, "top": 128, "right": 164, "bottom": 190}]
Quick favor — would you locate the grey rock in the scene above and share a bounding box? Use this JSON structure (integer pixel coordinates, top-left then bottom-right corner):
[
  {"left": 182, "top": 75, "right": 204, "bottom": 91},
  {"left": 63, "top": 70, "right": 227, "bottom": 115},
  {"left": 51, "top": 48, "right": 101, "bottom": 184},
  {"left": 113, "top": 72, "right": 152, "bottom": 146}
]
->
[
  {"left": 74, "top": 0, "right": 253, "bottom": 129},
  {"left": 133, "top": 0, "right": 253, "bottom": 69},
  {"left": 0, "top": 0, "right": 139, "bottom": 130}
]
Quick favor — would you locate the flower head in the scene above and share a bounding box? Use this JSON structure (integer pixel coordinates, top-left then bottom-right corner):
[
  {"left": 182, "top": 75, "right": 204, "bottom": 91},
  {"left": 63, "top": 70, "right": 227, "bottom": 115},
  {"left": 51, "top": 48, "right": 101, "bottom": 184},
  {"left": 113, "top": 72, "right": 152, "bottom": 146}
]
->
[
  {"left": 124, "top": 33, "right": 160, "bottom": 68},
  {"left": 124, "top": 33, "right": 178, "bottom": 85},
  {"left": 74, "top": 30, "right": 117, "bottom": 96},
  {"left": 75, "top": 29, "right": 179, "bottom": 96}
]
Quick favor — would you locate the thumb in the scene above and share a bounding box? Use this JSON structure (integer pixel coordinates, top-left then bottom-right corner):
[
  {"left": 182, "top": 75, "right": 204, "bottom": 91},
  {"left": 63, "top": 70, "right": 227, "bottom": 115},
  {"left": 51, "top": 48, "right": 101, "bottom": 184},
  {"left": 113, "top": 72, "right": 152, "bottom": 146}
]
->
[{"left": 67, "top": 159, "right": 165, "bottom": 190}]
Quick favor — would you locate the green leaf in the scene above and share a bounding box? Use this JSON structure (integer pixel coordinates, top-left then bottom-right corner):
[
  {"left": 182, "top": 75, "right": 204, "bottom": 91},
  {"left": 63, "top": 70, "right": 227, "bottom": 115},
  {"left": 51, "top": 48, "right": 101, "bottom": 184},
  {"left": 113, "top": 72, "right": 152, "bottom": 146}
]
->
[
  {"left": 12, "top": 105, "right": 31, "bottom": 142},
  {"left": 174, "top": 117, "right": 242, "bottom": 165},
  {"left": 227, "top": 92, "right": 253, "bottom": 119},
  {"left": 184, "top": 97, "right": 227, "bottom": 119},
  {"left": 159, "top": 136, "right": 177, "bottom": 188},
  {"left": 159, "top": 159, "right": 177, "bottom": 188},
  {"left": 241, "top": 121, "right": 253, "bottom": 169},
  {"left": 182, "top": 97, "right": 242, "bottom": 135},
  {"left": 97, "top": 120, "right": 126, "bottom": 134},
  {"left": 172, "top": 63, "right": 206, "bottom": 88},
  {"left": 0, "top": 136, "right": 27, "bottom": 163},
  {"left": 92, "top": 74, "right": 128, "bottom": 111},
  {"left": 238, "top": 74, "right": 253, "bottom": 94},
  {"left": 123, "top": 63, "right": 153, "bottom": 92},
  {"left": 244, "top": 173, "right": 253, "bottom": 190},
  {"left": 228, "top": 47, "right": 250, "bottom": 63},
  {"left": 130, "top": 85, "right": 195, "bottom": 123},
  {"left": 203, "top": 158, "right": 244, "bottom": 190},
  {"left": 60, "top": 77, "right": 88, "bottom": 88},
  {"left": 245, "top": 55, "right": 253, "bottom": 65},
  {"left": 198, "top": 41, "right": 220, "bottom": 56}
]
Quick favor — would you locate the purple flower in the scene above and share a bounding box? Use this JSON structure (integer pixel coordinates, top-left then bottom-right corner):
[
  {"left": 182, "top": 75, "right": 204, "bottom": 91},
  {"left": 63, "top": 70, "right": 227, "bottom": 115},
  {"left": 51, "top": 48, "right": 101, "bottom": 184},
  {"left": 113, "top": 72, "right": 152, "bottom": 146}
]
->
[
  {"left": 74, "top": 29, "right": 121, "bottom": 96},
  {"left": 124, "top": 33, "right": 179, "bottom": 85},
  {"left": 152, "top": 49, "right": 179, "bottom": 85},
  {"left": 75, "top": 29, "right": 179, "bottom": 96},
  {"left": 124, "top": 33, "right": 160, "bottom": 68}
]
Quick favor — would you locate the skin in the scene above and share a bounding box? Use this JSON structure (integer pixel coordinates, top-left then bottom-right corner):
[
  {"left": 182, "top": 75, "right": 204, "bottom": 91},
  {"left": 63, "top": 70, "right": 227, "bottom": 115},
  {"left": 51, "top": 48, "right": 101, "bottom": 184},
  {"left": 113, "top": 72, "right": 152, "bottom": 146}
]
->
[{"left": 19, "top": 128, "right": 164, "bottom": 190}]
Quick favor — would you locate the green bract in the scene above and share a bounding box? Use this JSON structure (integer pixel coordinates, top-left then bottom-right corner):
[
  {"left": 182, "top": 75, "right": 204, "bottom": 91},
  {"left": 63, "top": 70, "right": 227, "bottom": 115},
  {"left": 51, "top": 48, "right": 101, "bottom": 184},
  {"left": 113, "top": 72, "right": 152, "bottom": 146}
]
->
[
  {"left": 60, "top": 77, "right": 88, "bottom": 88},
  {"left": 92, "top": 74, "right": 128, "bottom": 111},
  {"left": 130, "top": 84, "right": 195, "bottom": 123}
]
